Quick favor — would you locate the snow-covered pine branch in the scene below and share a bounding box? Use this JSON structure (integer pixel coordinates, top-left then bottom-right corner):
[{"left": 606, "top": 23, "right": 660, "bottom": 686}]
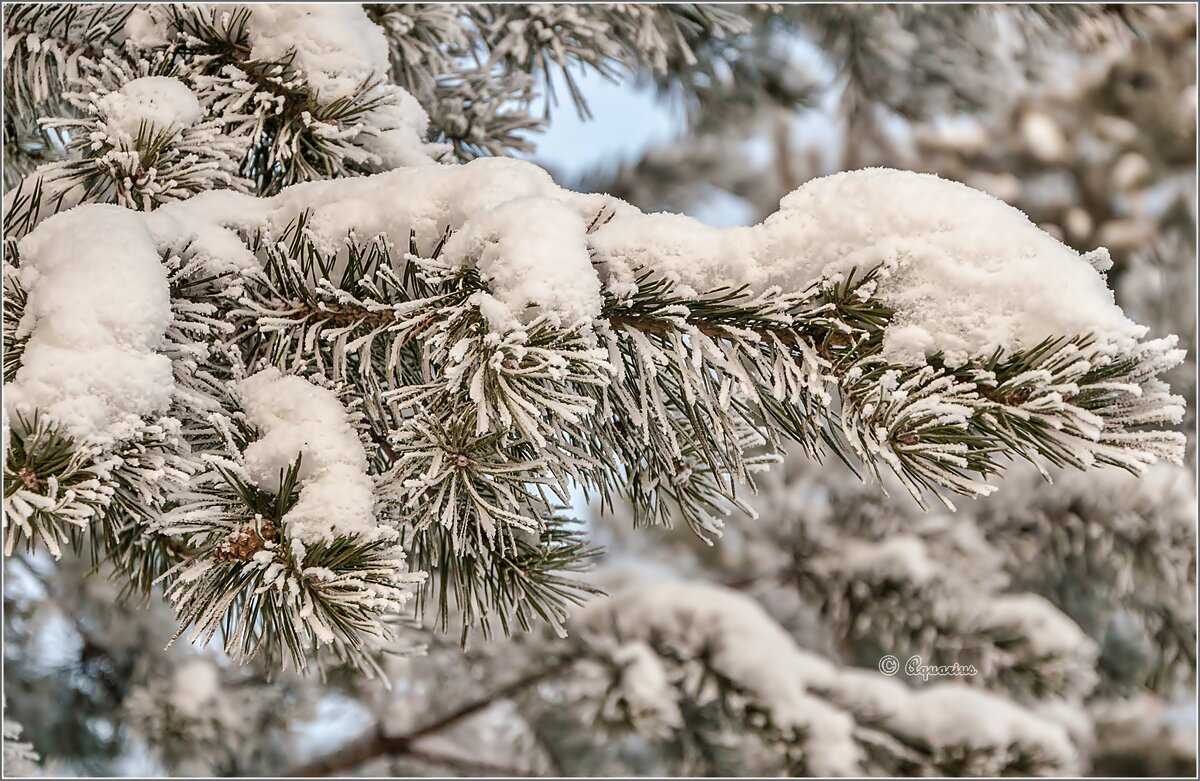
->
[
  {"left": 156, "top": 368, "right": 424, "bottom": 676},
  {"left": 4, "top": 4, "right": 1192, "bottom": 776},
  {"left": 683, "top": 442, "right": 1195, "bottom": 775},
  {"left": 736, "top": 443, "right": 1196, "bottom": 688},
  {"left": 571, "top": 582, "right": 1085, "bottom": 776},
  {"left": 290, "top": 578, "right": 1092, "bottom": 777},
  {"left": 972, "top": 461, "right": 1198, "bottom": 696},
  {"left": 3, "top": 3, "right": 438, "bottom": 237},
  {"left": 3, "top": 149, "right": 1187, "bottom": 672}
]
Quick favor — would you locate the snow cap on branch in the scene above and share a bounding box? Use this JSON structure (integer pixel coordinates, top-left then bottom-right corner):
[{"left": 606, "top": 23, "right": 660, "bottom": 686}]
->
[
  {"left": 5, "top": 204, "right": 174, "bottom": 443},
  {"left": 238, "top": 368, "right": 382, "bottom": 545},
  {"left": 94, "top": 75, "right": 203, "bottom": 139},
  {"left": 445, "top": 197, "right": 601, "bottom": 330},
  {"left": 592, "top": 167, "right": 1147, "bottom": 365},
  {"left": 242, "top": 4, "right": 391, "bottom": 102},
  {"left": 153, "top": 159, "right": 1147, "bottom": 366}
]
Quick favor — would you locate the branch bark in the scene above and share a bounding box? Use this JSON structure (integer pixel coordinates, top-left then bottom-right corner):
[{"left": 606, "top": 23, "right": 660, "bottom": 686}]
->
[{"left": 285, "top": 656, "right": 578, "bottom": 777}]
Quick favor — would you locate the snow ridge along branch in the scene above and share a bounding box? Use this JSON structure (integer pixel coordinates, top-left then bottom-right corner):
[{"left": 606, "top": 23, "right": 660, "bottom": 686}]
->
[{"left": 3, "top": 156, "right": 1186, "bottom": 669}]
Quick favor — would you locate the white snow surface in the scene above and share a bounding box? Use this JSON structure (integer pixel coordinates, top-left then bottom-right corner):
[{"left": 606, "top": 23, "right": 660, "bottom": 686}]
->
[
  {"left": 907, "top": 683, "right": 1077, "bottom": 769},
  {"left": 147, "top": 159, "right": 1143, "bottom": 361},
  {"left": 238, "top": 368, "right": 380, "bottom": 544},
  {"left": 123, "top": 7, "right": 170, "bottom": 48},
  {"left": 245, "top": 4, "right": 389, "bottom": 102},
  {"left": 6, "top": 205, "right": 175, "bottom": 443},
  {"left": 95, "top": 76, "right": 203, "bottom": 139},
  {"left": 356, "top": 86, "right": 436, "bottom": 170},
  {"left": 833, "top": 535, "right": 937, "bottom": 584},
  {"left": 445, "top": 197, "right": 601, "bottom": 329}
]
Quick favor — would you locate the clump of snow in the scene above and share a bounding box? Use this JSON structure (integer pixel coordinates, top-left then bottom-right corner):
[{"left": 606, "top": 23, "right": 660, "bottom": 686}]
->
[
  {"left": 445, "top": 197, "right": 600, "bottom": 330},
  {"left": 5, "top": 205, "right": 174, "bottom": 443},
  {"left": 593, "top": 167, "right": 1146, "bottom": 365},
  {"left": 95, "top": 76, "right": 203, "bottom": 139},
  {"left": 356, "top": 85, "right": 435, "bottom": 170},
  {"left": 830, "top": 535, "right": 938, "bottom": 584},
  {"left": 179, "top": 226, "right": 260, "bottom": 278},
  {"left": 145, "top": 207, "right": 260, "bottom": 280},
  {"left": 982, "top": 593, "right": 1097, "bottom": 662},
  {"left": 123, "top": 6, "right": 170, "bottom": 47},
  {"left": 245, "top": 4, "right": 389, "bottom": 102},
  {"left": 237, "top": 368, "right": 381, "bottom": 544},
  {"left": 908, "top": 683, "right": 1078, "bottom": 772},
  {"left": 976, "top": 460, "right": 1196, "bottom": 597}
]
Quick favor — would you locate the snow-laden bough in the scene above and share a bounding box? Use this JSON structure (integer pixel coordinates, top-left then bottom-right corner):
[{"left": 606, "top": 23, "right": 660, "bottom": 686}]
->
[
  {"left": 145, "top": 158, "right": 1185, "bottom": 506},
  {"left": 572, "top": 582, "right": 1084, "bottom": 776},
  {"left": 3, "top": 155, "right": 1186, "bottom": 668}
]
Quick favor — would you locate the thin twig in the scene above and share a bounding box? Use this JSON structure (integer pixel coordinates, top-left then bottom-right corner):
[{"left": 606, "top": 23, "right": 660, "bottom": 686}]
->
[{"left": 285, "top": 656, "right": 578, "bottom": 777}]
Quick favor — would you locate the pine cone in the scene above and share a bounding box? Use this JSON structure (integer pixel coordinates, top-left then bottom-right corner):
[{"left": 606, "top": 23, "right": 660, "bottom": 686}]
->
[{"left": 213, "top": 518, "right": 281, "bottom": 562}]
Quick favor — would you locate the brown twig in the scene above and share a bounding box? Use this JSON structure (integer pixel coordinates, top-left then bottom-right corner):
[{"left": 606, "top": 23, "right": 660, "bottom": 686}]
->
[{"left": 285, "top": 657, "right": 578, "bottom": 777}]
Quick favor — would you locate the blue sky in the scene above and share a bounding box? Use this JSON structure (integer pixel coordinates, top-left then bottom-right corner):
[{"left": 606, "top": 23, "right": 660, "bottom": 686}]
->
[
  {"left": 519, "top": 66, "right": 761, "bottom": 227},
  {"left": 521, "top": 67, "right": 683, "bottom": 182}
]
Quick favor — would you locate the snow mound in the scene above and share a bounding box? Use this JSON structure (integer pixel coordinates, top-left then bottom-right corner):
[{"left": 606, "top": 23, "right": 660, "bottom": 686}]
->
[
  {"left": 245, "top": 4, "right": 389, "bottom": 102},
  {"left": 95, "top": 76, "right": 203, "bottom": 139},
  {"left": 982, "top": 593, "right": 1098, "bottom": 661},
  {"left": 238, "top": 368, "right": 381, "bottom": 545},
  {"left": 445, "top": 197, "right": 601, "bottom": 330},
  {"left": 593, "top": 167, "right": 1146, "bottom": 365},
  {"left": 5, "top": 205, "right": 174, "bottom": 443}
]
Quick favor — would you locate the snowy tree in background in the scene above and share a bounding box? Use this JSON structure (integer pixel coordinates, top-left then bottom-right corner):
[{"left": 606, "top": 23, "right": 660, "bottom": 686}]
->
[{"left": 1, "top": 3, "right": 1194, "bottom": 778}]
